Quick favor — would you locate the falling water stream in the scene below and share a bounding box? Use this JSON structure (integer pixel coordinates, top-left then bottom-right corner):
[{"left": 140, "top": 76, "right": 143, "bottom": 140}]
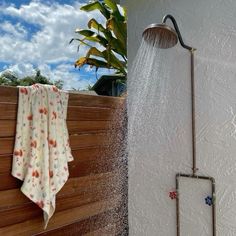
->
[
  {"left": 128, "top": 37, "right": 173, "bottom": 176},
  {"left": 127, "top": 36, "right": 175, "bottom": 235}
]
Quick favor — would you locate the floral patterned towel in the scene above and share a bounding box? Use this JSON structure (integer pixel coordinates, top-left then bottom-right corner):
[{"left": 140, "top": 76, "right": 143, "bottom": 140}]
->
[{"left": 12, "top": 84, "right": 73, "bottom": 228}]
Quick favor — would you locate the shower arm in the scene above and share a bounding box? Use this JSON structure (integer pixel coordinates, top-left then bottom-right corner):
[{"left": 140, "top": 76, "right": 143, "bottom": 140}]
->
[{"left": 162, "top": 15, "right": 195, "bottom": 51}]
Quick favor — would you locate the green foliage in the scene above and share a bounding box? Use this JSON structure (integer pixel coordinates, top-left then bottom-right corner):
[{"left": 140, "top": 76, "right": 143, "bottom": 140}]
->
[
  {"left": 70, "top": 0, "right": 127, "bottom": 76},
  {"left": 0, "top": 70, "right": 63, "bottom": 89}
]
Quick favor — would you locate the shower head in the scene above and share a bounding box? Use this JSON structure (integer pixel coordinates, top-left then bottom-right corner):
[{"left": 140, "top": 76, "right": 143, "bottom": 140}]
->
[
  {"left": 142, "top": 14, "right": 194, "bottom": 51},
  {"left": 142, "top": 23, "right": 178, "bottom": 49}
]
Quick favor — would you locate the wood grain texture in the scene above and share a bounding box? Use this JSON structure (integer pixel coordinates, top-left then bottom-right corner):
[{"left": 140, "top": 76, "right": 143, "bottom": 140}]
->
[
  {"left": 0, "top": 132, "right": 113, "bottom": 155},
  {"left": 36, "top": 206, "right": 127, "bottom": 236},
  {"left": 0, "top": 146, "right": 114, "bottom": 175},
  {"left": 0, "top": 86, "right": 124, "bottom": 108},
  {"left": 0, "top": 120, "right": 114, "bottom": 137},
  {"left": 0, "top": 86, "right": 128, "bottom": 235},
  {"left": 0, "top": 158, "right": 126, "bottom": 191},
  {"left": 0, "top": 172, "right": 124, "bottom": 210},
  {"left": 0, "top": 103, "right": 115, "bottom": 121},
  {"left": 0, "top": 186, "right": 124, "bottom": 228},
  {"left": 0, "top": 195, "right": 122, "bottom": 236}
]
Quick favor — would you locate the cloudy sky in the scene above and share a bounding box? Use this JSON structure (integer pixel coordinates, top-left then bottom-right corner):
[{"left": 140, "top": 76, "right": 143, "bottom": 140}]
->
[{"left": 0, "top": 0, "right": 112, "bottom": 90}]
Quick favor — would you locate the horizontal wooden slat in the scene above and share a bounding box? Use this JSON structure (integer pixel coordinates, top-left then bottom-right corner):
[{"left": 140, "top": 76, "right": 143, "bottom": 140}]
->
[
  {"left": 83, "top": 221, "right": 121, "bottom": 236},
  {"left": 0, "top": 103, "right": 115, "bottom": 121},
  {"left": 0, "top": 138, "right": 14, "bottom": 155},
  {"left": 67, "top": 106, "right": 113, "bottom": 121},
  {"left": 0, "top": 132, "right": 114, "bottom": 155},
  {"left": 0, "top": 171, "right": 124, "bottom": 210},
  {"left": 0, "top": 146, "right": 114, "bottom": 175},
  {"left": 0, "top": 120, "right": 114, "bottom": 137},
  {"left": 35, "top": 205, "right": 127, "bottom": 236},
  {"left": 0, "top": 184, "right": 124, "bottom": 228},
  {"left": 0, "top": 155, "right": 11, "bottom": 175},
  {"left": 0, "top": 86, "right": 124, "bottom": 108},
  {"left": 0, "top": 157, "right": 126, "bottom": 191},
  {"left": 0, "top": 104, "right": 17, "bottom": 120},
  {"left": 0, "top": 195, "right": 122, "bottom": 236},
  {"left": 69, "top": 156, "right": 124, "bottom": 178},
  {"left": 69, "top": 132, "right": 112, "bottom": 149},
  {"left": 0, "top": 173, "right": 22, "bottom": 191},
  {"left": 67, "top": 120, "right": 112, "bottom": 134},
  {"left": 0, "top": 120, "right": 16, "bottom": 138},
  {"left": 0, "top": 163, "right": 126, "bottom": 193},
  {"left": 69, "top": 93, "right": 124, "bottom": 109}
]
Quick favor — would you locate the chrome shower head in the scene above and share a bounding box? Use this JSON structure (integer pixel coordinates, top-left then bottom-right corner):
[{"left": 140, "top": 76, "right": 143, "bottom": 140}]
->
[
  {"left": 142, "top": 23, "right": 178, "bottom": 49},
  {"left": 142, "top": 14, "right": 194, "bottom": 51}
]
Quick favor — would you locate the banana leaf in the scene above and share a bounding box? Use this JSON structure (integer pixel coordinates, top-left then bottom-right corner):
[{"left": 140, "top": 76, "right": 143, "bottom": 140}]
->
[
  {"left": 75, "top": 29, "right": 95, "bottom": 37},
  {"left": 83, "top": 35, "right": 108, "bottom": 48},
  {"left": 110, "top": 37, "right": 127, "bottom": 57},
  {"left": 70, "top": 38, "right": 93, "bottom": 48},
  {"left": 80, "top": 1, "right": 110, "bottom": 20},
  {"left": 107, "top": 17, "right": 127, "bottom": 47},
  {"left": 88, "top": 18, "right": 107, "bottom": 33},
  {"left": 86, "top": 47, "right": 104, "bottom": 58},
  {"left": 88, "top": 18, "right": 115, "bottom": 44},
  {"left": 73, "top": 0, "right": 127, "bottom": 76},
  {"left": 104, "top": 0, "right": 125, "bottom": 22},
  {"left": 75, "top": 57, "right": 111, "bottom": 69},
  {"left": 85, "top": 47, "right": 126, "bottom": 74}
]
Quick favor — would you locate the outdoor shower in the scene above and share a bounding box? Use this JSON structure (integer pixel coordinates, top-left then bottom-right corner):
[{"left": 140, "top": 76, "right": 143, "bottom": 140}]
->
[{"left": 142, "top": 15, "right": 216, "bottom": 235}]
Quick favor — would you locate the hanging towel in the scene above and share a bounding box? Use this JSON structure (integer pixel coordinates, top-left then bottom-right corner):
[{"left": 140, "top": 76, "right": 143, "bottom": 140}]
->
[{"left": 12, "top": 84, "right": 73, "bottom": 228}]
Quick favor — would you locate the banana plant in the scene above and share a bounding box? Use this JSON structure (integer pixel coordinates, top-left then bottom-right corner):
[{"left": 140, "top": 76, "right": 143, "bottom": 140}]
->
[{"left": 70, "top": 0, "right": 127, "bottom": 76}]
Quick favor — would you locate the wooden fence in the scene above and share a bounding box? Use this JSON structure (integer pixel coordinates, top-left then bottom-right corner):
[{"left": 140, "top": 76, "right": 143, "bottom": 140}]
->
[{"left": 0, "top": 86, "right": 128, "bottom": 235}]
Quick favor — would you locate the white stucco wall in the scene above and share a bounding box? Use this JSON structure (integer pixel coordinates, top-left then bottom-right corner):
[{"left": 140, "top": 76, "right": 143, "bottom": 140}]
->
[{"left": 123, "top": 0, "right": 236, "bottom": 235}]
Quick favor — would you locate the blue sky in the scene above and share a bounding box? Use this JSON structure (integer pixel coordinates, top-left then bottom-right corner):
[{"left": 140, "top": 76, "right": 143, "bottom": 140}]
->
[{"left": 0, "top": 0, "right": 112, "bottom": 90}]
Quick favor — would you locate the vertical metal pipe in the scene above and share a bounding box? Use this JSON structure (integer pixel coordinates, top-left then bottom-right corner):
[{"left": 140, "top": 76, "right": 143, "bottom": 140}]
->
[
  {"left": 212, "top": 178, "right": 216, "bottom": 236},
  {"left": 191, "top": 49, "right": 197, "bottom": 176},
  {"left": 176, "top": 174, "right": 180, "bottom": 236}
]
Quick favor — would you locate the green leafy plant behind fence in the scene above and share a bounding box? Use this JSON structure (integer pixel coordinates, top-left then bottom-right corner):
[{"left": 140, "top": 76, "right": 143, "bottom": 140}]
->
[{"left": 70, "top": 0, "right": 127, "bottom": 77}]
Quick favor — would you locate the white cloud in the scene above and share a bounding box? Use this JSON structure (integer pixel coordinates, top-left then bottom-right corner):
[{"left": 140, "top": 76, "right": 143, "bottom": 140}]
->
[
  {"left": 0, "top": 21, "right": 27, "bottom": 39},
  {"left": 3, "top": 63, "right": 36, "bottom": 77},
  {"left": 0, "top": 1, "right": 100, "bottom": 64},
  {"left": 0, "top": 0, "right": 107, "bottom": 89}
]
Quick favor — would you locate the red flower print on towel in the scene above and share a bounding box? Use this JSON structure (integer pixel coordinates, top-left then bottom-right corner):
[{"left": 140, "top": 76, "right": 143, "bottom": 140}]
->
[
  {"left": 52, "top": 111, "right": 57, "bottom": 119},
  {"left": 27, "top": 114, "right": 33, "bottom": 120},
  {"left": 32, "top": 170, "right": 39, "bottom": 178},
  {"left": 49, "top": 170, "right": 53, "bottom": 178},
  {"left": 52, "top": 86, "right": 58, "bottom": 92},
  {"left": 39, "top": 108, "right": 48, "bottom": 115},
  {"left": 20, "top": 88, "right": 28, "bottom": 95},
  {"left": 48, "top": 139, "right": 57, "bottom": 148},
  {"left": 30, "top": 140, "right": 37, "bottom": 148},
  {"left": 36, "top": 200, "right": 44, "bottom": 208},
  {"left": 14, "top": 149, "right": 23, "bottom": 157}
]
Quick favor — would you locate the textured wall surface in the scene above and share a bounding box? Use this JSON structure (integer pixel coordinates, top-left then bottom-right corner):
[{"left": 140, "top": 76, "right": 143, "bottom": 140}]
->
[{"left": 124, "top": 0, "right": 236, "bottom": 235}]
